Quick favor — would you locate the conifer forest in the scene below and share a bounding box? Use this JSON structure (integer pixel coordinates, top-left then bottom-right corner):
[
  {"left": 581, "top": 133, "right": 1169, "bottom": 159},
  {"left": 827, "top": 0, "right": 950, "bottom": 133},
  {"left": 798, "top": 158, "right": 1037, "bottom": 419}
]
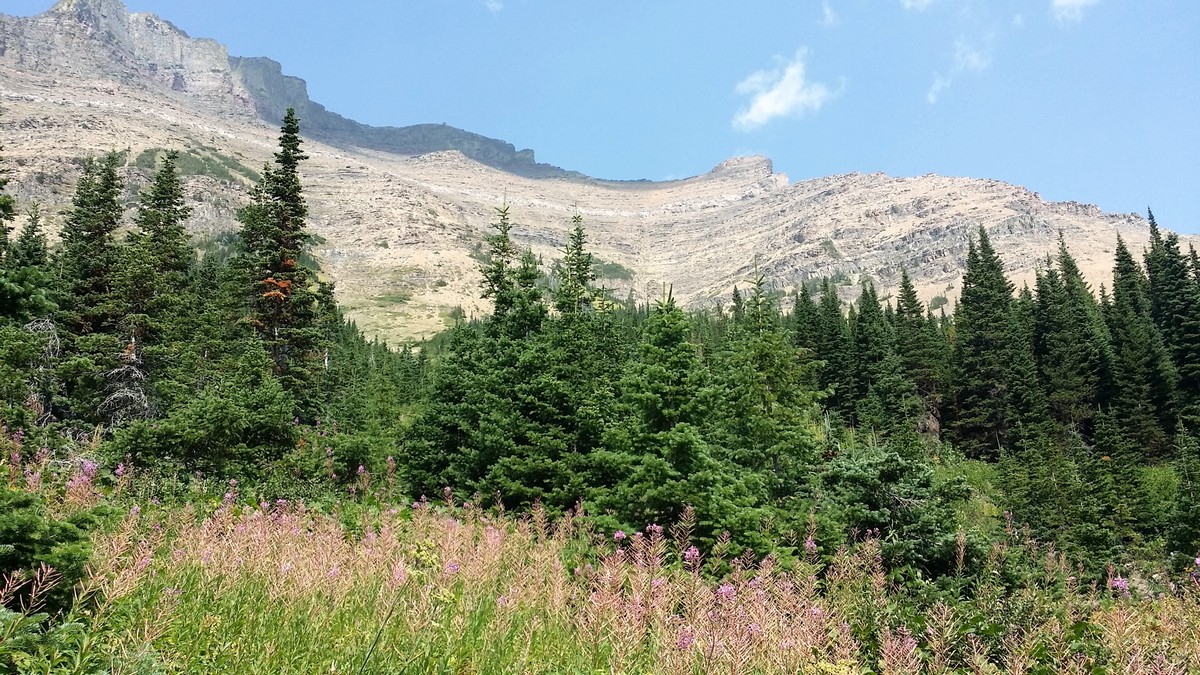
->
[{"left": 2, "top": 112, "right": 1200, "bottom": 673}]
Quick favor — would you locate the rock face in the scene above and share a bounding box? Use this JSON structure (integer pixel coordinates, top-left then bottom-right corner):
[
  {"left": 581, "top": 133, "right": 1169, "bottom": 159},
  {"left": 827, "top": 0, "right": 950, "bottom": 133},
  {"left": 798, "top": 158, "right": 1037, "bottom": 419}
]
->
[{"left": 0, "top": 0, "right": 1189, "bottom": 343}]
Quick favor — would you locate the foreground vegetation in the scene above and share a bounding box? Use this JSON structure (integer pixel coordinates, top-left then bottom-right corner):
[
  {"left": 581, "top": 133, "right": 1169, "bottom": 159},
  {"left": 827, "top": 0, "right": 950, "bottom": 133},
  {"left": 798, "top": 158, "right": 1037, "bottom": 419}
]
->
[
  {"left": 3, "top": 463, "right": 1200, "bottom": 674},
  {"left": 3, "top": 108, "right": 1200, "bottom": 671}
]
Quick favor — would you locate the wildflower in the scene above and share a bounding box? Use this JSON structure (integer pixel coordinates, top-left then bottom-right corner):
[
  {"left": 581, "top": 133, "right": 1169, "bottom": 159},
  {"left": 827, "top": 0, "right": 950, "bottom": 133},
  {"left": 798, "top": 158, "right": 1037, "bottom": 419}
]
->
[
  {"left": 804, "top": 536, "right": 818, "bottom": 554},
  {"left": 747, "top": 622, "right": 762, "bottom": 636},
  {"left": 646, "top": 523, "right": 664, "bottom": 537},
  {"left": 780, "top": 639, "right": 795, "bottom": 650},
  {"left": 327, "top": 566, "right": 341, "bottom": 579},
  {"left": 1110, "top": 577, "right": 1130, "bottom": 595},
  {"left": 129, "top": 504, "right": 141, "bottom": 518},
  {"left": 135, "top": 555, "right": 152, "bottom": 572},
  {"left": 444, "top": 560, "right": 460, "bottom": 575},
  {"left": 676, "top": 627, "right": 696, "bottom": 651},
  {"left": 1194, "top": 557, "right": 1200, "bottom": 567},
  {"left": 652, "top": 577, "right": 666, "bottom": 589},
  {"left": 390, "top": 562, "right": 408, "bottom": 587},
  {"left": 228, "top": 478, "right": 237, "bottom": 487},
  {"left": 684, "top": 546, "right": 701, "bottom": 565},
  {"left": 357, "top": 465, "right": 366, "bottom": 476},
  {"left": 716, "top": 583, "right": 736, "bottom": 601},
  {"left": 614, "top": 530, "right": 627, "bottom": 542},
  {"left": 115, "top": 463, "right": 126, "bottom": 477},
  {"left": 496, "top": 595, "right": 509, "bottom": 607}
]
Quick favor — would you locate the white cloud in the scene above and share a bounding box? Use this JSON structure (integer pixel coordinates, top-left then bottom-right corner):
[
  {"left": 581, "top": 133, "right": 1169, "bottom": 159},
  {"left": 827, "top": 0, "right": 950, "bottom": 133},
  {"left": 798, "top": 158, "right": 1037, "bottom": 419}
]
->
[
  {"left": 954, "top": 40, "right": 990, "bottom": 72},
  {"left": 901, "top": 0, "right": 935, "bottom": 10},
  {"left": 926, "top": 39, "right": 991, "bottom": 104},
  {"left": 484, "top": 0, "right": 503, "bottom": 13},
  {"left": 927, "top": 75, "right": 951, "bottom": 104},
  {"left": 1052, "top": 0, "right": 1100, "bottom": 21},
  {"left": 820, "top": 0, "right": 838, "bottom": 27},
  {"left": 732, "top": 50, "right": 835, "bottom": 131}
]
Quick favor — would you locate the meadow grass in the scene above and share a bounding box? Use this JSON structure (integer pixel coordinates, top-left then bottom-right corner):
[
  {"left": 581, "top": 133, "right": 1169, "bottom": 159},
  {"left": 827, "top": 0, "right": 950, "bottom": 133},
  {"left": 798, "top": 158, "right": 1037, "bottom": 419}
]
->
[{"left": 4, "top": 458, "right": 1200, "bottom": 673}]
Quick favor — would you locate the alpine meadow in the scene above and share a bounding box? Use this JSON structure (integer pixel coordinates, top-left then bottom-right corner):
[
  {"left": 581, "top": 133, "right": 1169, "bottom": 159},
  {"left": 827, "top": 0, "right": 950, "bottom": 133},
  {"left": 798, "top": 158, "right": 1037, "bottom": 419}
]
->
[{"left": 2, "top": 1, "right": 1200, "bottom": 674}]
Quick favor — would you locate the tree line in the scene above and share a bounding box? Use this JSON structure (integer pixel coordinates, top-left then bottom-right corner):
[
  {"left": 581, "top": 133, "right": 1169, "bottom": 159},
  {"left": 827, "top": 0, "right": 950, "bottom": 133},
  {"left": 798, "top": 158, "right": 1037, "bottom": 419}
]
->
[{"left": 2, "top": 110, "right": 1198, "bottom": 583}]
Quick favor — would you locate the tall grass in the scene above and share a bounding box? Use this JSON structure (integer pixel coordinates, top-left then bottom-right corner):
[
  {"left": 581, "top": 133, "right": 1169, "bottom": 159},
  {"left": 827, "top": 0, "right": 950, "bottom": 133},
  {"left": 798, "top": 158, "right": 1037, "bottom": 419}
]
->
[{"left": 6, "top": 493, "right": 1195, "bottom": 674}]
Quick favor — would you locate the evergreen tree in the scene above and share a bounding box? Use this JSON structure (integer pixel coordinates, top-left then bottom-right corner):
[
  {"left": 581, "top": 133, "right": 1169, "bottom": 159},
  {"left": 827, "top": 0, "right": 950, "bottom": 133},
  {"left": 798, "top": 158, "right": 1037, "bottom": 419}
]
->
[
  {"left": 815, "top": 279, "right": 854, "bottom": 419},
  {"left": 851, "top": 281, "right": 918, "bottom": 437},
  {"left": 950, "top": 227, "right": 1046, "bottom": 457},
  {"left": 552, "top": 214, "right": 596, "bottom": 316},
  {"left": 1144, "top": 211, "right": 1200, "bottom": 425},
  {"left": 1167, "top": 430, "right": 1200, "bottom": 559},
  {"left": 57, "top": 152, "right": 125, "bottom": 335},
  {"left": 791, "top": 284, "right": 819, "bottom": 351},
  {"left": 1106, "top": 235, "right": 1177, "bottom": 456},
  {"left": 236, "top": 109, "right": 324, "bottom": 412},
  {"left": 1032, "top": 239, "right": 1109, "bottom": 439},
  {"left": 895, "top": 270, "right": 948, "bottom": 434}
]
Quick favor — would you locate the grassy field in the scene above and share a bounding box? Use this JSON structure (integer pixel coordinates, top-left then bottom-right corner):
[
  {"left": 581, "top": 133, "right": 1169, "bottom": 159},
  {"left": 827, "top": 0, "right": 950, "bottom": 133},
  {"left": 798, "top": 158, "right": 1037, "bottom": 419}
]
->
[{"left": 3, "top": 458, "right": 1200, "bottom": 675}]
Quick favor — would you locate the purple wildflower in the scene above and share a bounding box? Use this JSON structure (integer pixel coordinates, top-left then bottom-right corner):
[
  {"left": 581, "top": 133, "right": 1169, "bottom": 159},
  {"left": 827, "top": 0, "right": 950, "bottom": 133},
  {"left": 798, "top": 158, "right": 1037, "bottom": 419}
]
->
[
  {"left": 804, "top": 536, "right": 818, "bottom": 554},
  {"left": 357, "top": 465, "right": 366, "bottom": 476},
  {"left": 676, "top": 627, "right": 696, "bottom": 651},
  {"left": 444, "top": 560, "right": 460, "bottom": 575},
  {"left": 646, "top": 523, "right": 664, "bottom": 537},
  {"left": 1110, "top": 577, "right": 1130, "bottom": 595},
  {"left": 684, "top": 546, "right": 701, "bottom": 564},
  {"left": 613, "top": 530, "right": 627, "bottom": 542},
  {"left": 115, "top": 463, "right": 126, "bottom": 478},
  {"left": 716, "top": 583, "right": 736, "bottom": 601}
]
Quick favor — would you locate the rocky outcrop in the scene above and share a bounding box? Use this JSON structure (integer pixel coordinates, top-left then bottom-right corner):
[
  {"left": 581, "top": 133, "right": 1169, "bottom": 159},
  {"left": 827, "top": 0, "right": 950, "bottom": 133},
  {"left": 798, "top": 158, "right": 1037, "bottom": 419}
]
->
[
  {"left": 0, "top": 0, "right": 1190, "bottom": 344},
  {"left": 1, "top": 0, "right": 575, "bottom": 176}
]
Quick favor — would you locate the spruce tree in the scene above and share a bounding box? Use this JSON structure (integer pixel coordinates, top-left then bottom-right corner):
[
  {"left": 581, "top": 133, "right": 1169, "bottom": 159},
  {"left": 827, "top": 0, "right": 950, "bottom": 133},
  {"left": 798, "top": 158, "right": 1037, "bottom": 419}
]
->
[
  {"left": 895, "top": 270, "right": 948, "bottom": 432},
  {"left": 236, "top": 109, "right": 324, "bottom": 411},
  {"left": 851, "top": 281, "right": 918, "bottom": 436},
  {"left": 552, "top": 215, "right": 596, "bottom": 316},
  {"left": 1032, "top": 239, "right": 1109, "bottom": 439},
  {"left": 1144, "top": 212, "right": 1200, "bottom": 425},
  {"left": 57, "top": 152, "right": 125, "bottom": 335},
  {"left": 950, "top": 227, "right": 1046, "bottom": 457},
  {"left": 815, "top": 279, "right": 854, "bottom": 420},
  {"left": 1106, "top": 235, "right": 1177, "bottom": 456}
]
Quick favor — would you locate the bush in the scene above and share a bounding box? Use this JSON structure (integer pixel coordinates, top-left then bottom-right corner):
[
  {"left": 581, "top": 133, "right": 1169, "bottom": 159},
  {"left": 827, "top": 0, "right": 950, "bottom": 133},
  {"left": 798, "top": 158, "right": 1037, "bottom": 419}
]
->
[{"left": 0, "top": 489, "right": 97, "bottom": 615}]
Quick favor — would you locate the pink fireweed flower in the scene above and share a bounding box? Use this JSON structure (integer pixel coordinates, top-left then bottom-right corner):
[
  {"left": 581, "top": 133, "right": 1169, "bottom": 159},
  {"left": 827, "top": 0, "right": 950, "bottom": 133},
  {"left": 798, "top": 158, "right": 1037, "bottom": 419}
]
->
[
  {"left": 613, "top": 530, "right": 627, "bottom": 542},
  {"left": 651, "top": 577, "right": 666, "bottom": 589},
  {"left": 356, "top": 465, "right": 365, "bottom": 476},
  {"left": 804, "top": 536, "right": 818, "bottom": 554},
  {"left": 646, "top": 523, "right": 664, "bottom": 537},
  {"left": 115, "top": 463, "right": 126, "bottom": 477},
  {"left": 747, "top": 622, "right": 763, "bottom": 636},
  {"left": 684, "top": 546, "right": 701, "bottom": 564},
  {"left": 676, "top": 627, "right": 696, "bottom": 651},
  {"left": 716, "top": 583, "right": 736, "bottom": 601},
  {"left": 129, "top": 504, "right": 141, "bottom": 518},
  {"left": 327, "top": 566, "right": 341, "bottom": 579},
  {"left": 1110, "top": 577, "right": 1130, "bottom": 595},
  {"left": 496, "top": 595, "right": 509, "bottom": 607},
  {"left": 443, "top": 560, "right": 460, "bottom": 575}
]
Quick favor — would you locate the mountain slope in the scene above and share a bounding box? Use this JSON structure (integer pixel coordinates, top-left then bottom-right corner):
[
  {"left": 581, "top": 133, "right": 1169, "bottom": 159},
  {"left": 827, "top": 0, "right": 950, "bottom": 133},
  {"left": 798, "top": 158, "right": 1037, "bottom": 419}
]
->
[{"left": 0, "top": 0, "right": 1183, "bottom": 343}]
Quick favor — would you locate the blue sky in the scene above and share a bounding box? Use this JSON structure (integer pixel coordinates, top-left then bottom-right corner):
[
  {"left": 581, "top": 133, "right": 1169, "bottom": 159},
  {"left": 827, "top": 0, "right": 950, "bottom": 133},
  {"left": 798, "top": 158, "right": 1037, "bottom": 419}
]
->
[{"left": 9, "top": 0, "right": 1200, "bottom": 231}]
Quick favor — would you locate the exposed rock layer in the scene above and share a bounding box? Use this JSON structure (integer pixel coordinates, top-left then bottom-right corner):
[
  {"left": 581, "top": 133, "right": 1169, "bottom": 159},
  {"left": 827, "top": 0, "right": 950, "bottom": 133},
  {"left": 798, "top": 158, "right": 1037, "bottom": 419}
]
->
[{"left": 0, "top": 0, "right": 1185, "bottom": 343}]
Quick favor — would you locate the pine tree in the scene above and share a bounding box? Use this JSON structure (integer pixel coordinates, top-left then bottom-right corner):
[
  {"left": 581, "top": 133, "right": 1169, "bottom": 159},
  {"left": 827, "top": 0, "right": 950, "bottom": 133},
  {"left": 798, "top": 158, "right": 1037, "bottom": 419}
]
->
[
  {"left": 950, "top": 227, "right": 1046, "bottom": 457},
  {"left": 1032, "top": 239, "right": 1109, "bottom": 439},
  {"left": 851, "top": 281, "right": 918, "bottom": 436},
  {"left": 0, "top": 124, "right": 15, "bottom": 250},
  {"left": 1106, "top": 235, "right": 1177, "bottom": 456},
  {"left": 1167, "top": 430, "right": 1200, "bottom": 559},
  {"left": 791, "top": 284, "right": 819, "bottom": 351},
  {"left": 236, "top": 109, "right": 324, "bottom": 411},
  {"left": 1144, "top": 211, "right": 1200, "bottom": 426},
  {"left": 57, "top": 152, "right": 125, "bottom": 335},
  {"left": 895, "top": 270, "right": 948, "bottom": 433},
  {"left": 480, "top": 206, "right": 519, "bottom": 320},
  {"left": 815, "top": 279, "right": 854, "bottom": 419},
  {"left": 552, "top": 215, "right": 596, "bottom": 316}
]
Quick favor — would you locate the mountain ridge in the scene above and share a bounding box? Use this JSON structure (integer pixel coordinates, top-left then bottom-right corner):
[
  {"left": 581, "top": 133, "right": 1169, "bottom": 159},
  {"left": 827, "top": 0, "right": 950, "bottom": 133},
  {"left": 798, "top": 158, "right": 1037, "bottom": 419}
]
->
[{"left": 0, "top": 0, "right": 1184, "bottom": 343}]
